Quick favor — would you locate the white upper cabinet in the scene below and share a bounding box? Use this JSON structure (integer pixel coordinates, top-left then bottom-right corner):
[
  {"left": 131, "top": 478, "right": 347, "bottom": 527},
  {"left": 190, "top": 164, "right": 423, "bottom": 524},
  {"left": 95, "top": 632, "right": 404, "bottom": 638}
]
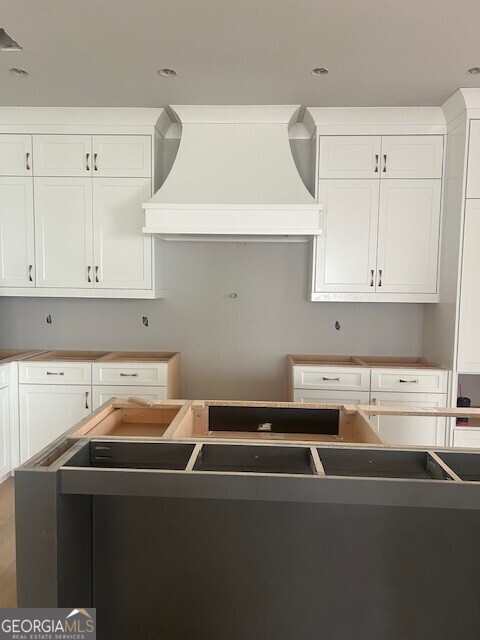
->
[
  {"left": 457, "top": 200, "right": 480, "bottom": 372},
  {"left": 0, "top": 134, "right": 32, "bottom": 176},
  {"left": 319, "top": 136, "right": 382, "bottom": 179},
  {"left": 314, "top": 180, "right": 379, "bottom": 292},
  {"left": 376, "top": 180, "right": 441, "bottom": 294},
  {"left": 0, "top": 385, "right": 11, "bottom": 480},
  {"left": 33, "top": 135, "right": 92, "bottom": 176},
  {"left": 0, "top": 177, "right": 35, "bottom": 287},
  {"left": 380, "top": 136, "right": 444, "bottom": 178},
  {"left": 34, "top": 177, "right": 93, "bottom": 288},
  {"left": 93, "top": 178, "right": 152, "bottom": 289},
  {"left": 467, "top": 120, "right": 480, "bottom": 198},
  {"left": 92, "top": 136, "right": 151, "bottom": 177}
]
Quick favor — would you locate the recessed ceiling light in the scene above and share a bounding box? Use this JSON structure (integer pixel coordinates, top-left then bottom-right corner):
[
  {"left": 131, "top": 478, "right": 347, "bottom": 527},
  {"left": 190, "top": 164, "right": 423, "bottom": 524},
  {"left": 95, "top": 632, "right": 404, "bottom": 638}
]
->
[
  {"left": 468, "top": 67, "right": 480, "bottom": 75},
  {"left": 158, "top": 68, "right": 178, "bottom": 78},
  {"left": 9, "top": 67, "right": 28, "bottom": 77},
  {"left": 312, "top": 67, "right": 329, "bottom": 76}
]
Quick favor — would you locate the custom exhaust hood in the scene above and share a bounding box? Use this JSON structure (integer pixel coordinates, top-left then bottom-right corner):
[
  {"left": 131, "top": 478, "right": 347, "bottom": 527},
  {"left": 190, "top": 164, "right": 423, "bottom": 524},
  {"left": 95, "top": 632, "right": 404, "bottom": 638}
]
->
[{"left": 142, "top": 105, "right": 323, "bottom": 241}]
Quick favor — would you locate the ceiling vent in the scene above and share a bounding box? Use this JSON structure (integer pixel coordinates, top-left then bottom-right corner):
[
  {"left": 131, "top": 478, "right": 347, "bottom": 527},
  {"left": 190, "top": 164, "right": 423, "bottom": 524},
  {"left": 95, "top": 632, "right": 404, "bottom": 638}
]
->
[{"left": 0, "top": 28, "right": 23, "bottom": 52}]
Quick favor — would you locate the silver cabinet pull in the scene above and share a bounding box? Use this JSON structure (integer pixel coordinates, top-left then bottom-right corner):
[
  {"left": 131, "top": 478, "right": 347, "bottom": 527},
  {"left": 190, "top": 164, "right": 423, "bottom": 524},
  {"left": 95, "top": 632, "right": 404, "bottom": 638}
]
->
[
  {"left": 322, "top": 376, "right": 340, "bottom": 381},
  {"left": 46, "top": 371, "right": 64, "bottom": 376},
  {"left": 28, "top": 264, "right": 33, "bottom": 282},
  {"left": 383, "top": 154, "right": 387, "bottom": 172},
  {"left": 370, "top": 269, "right": 374, "bottom": 287},
  {"left": 399, "top": 379, "right": 419, "bottom": 384},
  {"left": 93, "top": 153, "right": 98, "bottom": 171},
  {"left": 26, "top": 152, "right": 31, "bottom": 171},
  {"left": 378, "top": 269, "right": 383, "bottom": 287},
  {"left": 85, "top": 391, "right": 89, "bottom": 409},
  {"left": 374, "top": 154, "right": 379, "bottom": 173},
  {"left": 86, "top": 152, "right": 90, "bottom": 171},
  {"left": 120, "top": 372, "right": 139, "bottom": 377},
  {"left": 87, "top": 265, "right": 91, "bottom": 282},
  {"left": 95, "top": 266, "right": 99, "bottom": 282}
]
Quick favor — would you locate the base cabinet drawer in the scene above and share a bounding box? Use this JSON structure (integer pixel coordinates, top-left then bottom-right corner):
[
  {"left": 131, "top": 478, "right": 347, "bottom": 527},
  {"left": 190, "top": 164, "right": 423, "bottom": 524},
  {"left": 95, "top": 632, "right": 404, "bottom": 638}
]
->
[
  {"left": 19, "top": 384, "right": 91, "bottom": 462},
  {"left": 453, "top": 429, "right": 480, "bottom": 449},
  {"left": 293, "top": 366, "right": 370, "bottom": 391},
  {"left": 93, "top": 363, "right": 167, "bottom": 386},
  {"left": 19, "top": 361, "right": 92, "bottom": 385},
  {"left": 370, "top": 368, "right": 447, "bottom": 394},
  {"left": 293, "top": 389, "right": 370, "bottom": 405},
  {"left": 371, "top": 392, "right": 447, "bottom": 447},
  {"left": 93, "top": 385, "right": 166, "bottom": 410}
]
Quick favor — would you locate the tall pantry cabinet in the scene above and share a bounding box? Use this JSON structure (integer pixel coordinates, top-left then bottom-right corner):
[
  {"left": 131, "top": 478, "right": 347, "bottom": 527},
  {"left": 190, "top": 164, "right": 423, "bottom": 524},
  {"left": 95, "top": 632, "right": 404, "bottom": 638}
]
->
[{"left": 0, "top": 109, "right": 171, "bottom": 298}]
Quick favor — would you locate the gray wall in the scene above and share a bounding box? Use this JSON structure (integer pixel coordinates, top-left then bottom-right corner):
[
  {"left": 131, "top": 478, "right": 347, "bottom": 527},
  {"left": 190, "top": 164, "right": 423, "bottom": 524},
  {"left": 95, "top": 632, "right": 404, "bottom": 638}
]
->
[{"left": 0, "top": 242, "right": 424, "bottom": 400}]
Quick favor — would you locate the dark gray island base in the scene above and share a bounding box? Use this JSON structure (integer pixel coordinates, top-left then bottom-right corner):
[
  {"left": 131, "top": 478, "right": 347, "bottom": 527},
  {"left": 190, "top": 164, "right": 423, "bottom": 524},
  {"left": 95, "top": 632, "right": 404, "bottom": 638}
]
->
[{"left": 14, "top": 401, "right": 480, "bottom": 639}]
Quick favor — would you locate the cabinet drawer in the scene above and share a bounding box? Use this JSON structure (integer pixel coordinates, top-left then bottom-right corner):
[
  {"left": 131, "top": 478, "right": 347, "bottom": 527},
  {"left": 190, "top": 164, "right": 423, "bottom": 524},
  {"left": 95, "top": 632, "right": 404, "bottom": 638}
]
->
[
  {"left": 293, "top": 389, "right": 370, "bottom": 404},
  {"left": 93, "top": 363, "right": 167, "bottom": 386},
  {"left": 0, "top": 364, "right": 10, "bottom": 388},
  {"left": 18, "top": 361, "right": 92, "bottom": 384},
  {"left": 93, "top": 385, "right": 166, "bottom": 410},
  {"left": 370, "top": 368, "right": 447, "bottom": 393},
  {"left": 293, "top": 366, "right": 370, "bottom": 391}
]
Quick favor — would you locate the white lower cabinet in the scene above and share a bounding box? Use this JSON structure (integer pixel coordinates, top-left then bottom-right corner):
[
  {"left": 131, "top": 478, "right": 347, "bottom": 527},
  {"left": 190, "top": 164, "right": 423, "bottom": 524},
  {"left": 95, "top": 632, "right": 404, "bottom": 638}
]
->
[
  {"left": 293, "top": 389, "right": 370, "bottom": 405},
  {"left": 453, "top": 428, "right": 480, "bottom": 449},
  {"left": 93, "top": 385, "right": 166, "bottom": 410},
  {"left": 0, "top": 385, "right": 11, "bottom": 481},
  {"left": 19, "top": 384, "right": 91, "bottom": 462},
  {"left": 371, "top": 392, "right": 447, "bottom": 447}
]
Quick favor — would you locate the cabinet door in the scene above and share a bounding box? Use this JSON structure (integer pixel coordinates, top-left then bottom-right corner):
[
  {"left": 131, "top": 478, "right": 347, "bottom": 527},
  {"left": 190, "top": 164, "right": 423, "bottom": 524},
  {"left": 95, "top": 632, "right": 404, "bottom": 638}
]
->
[
  {"left": 381, "top": 136, "right": 443, "bottom": 178},
  {"left": 93, "top": 178, "right": 152, "bottom": 289},
  {"left": 0, "top": 386, "right": 11, "bottom": 481},
  {"left": 0, "top": 134, "right": 32, "bottom": 176},
  {"left": 0, "top": 177, "right": 35, "bottom": 286},
  {"left": 93, "top": 385, "right": 166, "bottom": 410},
  {"left": 376, "top": 180, "right": 441, "bottom": 293},
  {"left": 370, "top": 392, "right": 447, "bottom": 447},
  {"left": 92, "top": 136, "right": 151, "bottom": 177},
  {"left": 319, "top": 136, "right": 381, "bottom": 179},
  {"left": 293, "top": 389, "right": 370, "bottom": 405},
  {"left": 458, "top": 200, "right": 480, "bottom": 372},
  {"left": 314, "top": 180, "right": 379, "bottom": 292},
  {"left": 19, "top": 384, "right": 91, "bottom": 463},
  {"left": 34, "top": 177, "right": 93, "bottom": 288},
  {"left": 33, "top": 135, "right": 92, "bottom": 176},
  {"left": 466, "top": 120, "right": 480, "bottom": 198}
]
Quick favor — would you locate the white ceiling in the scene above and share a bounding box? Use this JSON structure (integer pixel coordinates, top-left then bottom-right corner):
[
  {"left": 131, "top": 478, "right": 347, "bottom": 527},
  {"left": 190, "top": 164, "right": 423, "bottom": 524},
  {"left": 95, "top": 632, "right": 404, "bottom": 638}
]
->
[{"left": 1, "top": 0, "right": 480, "bottom": 108}]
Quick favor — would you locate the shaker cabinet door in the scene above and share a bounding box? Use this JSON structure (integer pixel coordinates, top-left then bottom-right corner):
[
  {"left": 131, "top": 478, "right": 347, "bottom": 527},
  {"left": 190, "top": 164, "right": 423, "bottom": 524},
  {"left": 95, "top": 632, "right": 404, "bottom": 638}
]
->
[
  {"left": 0, "top": 177, "right": 35, "bottom": 287},
  {"left": 0, "top": 134, "right": 32, "bottom": 176},
  {"left": 93, "top": 178, "right": 152, "bottom": 289},
  {"left": 319, "top": 136, "right": 382, "bottom": 179},
  {"left": 33, "top": 135, "right": 92, "bottom": 176},
  {"left": 380, "top": 136, "right": 443, "bottom": 178},
  {"left": 92, "top": 135, "right": 151, "bottom": 177},
  {"left": 0, "top": 386, "right": 11, "bottom": 480},
  {"left": 376, "top": 180, "right": 441, "bottom": 294},
  {"left": 34, "top": 177, "right": 93, "bottom": 288},
  {"left": 315, "top": 180, "right": 379, "bottom": 292}
]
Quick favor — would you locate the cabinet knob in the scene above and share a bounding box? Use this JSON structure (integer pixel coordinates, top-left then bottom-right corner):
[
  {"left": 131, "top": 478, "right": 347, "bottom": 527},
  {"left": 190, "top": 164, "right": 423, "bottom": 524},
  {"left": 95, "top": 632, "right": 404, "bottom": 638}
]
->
[
  {"left": 93, "top": 153, "right": 98, "bottom": 171},
  {"left": 370, "top": 269, "right": 375, "bottom": 287},
  {"left": 399, "top": 379, "right": 419, "bottom": 384},
  {"left": 374, "top": 154, "right": 379, "bottom": 173},
  {"left": 378, "top": 269, "right": 383, "bottom": 287},
  {"left": 26, "top": 152, "right": 31, "bottom": 171},
  {"left": 85, "top": 391, "right": 90, "bottom": 409},
  {"left": 95, "top": 265, "right": 99, "bottom": 282},
  {"left": 383, "top": 154, "right": 387, "bottom": 173},
  {"left": 87, "top": 265, "right": 92, "bottom": 283},
  {"left": 28, "top": 264, "right": 33, "bottom": 282},
  {"left": 86, "top": 153, "right": 90, "bottom": 171}
]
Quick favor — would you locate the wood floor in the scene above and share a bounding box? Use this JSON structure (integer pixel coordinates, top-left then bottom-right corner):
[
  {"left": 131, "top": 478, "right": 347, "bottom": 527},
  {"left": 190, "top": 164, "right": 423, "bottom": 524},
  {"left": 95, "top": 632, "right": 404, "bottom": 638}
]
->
[{"left": 0, "top": 478, "right": 16, "bottom": 607}]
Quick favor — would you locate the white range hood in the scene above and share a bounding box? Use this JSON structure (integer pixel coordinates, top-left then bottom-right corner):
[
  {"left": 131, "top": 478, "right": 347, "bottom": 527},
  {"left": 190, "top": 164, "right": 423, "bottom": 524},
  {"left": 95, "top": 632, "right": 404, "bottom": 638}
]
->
[{"left": 142, "top": 105, "right": 323, "bottom": 241}]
